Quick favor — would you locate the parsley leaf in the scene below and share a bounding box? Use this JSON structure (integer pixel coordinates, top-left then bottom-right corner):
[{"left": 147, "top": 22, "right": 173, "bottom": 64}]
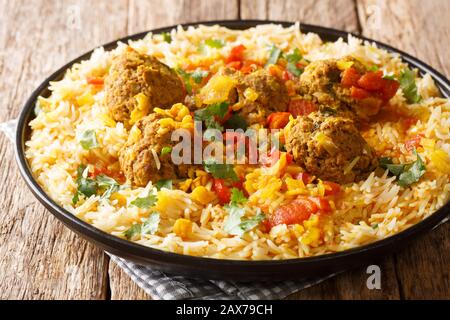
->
[
  {"left": 230, "top": 188, "right": 247, "bottom": 205},
  {"left": 78, "top": 130, "right": 99, "bottom": 150},
  {"left": 72, "top": 165, "right": 97, "bottom": 204},
  {"left": 124, "top": 224, "right": 141, "bottom": 240},
  {"left": 399, "top": 68, "right": 422, "bottom": 103},
  {"left": 155, "top": 179, "right": 172, "bottom": 190},
  {"left": 194, "top": 102, "right": 230, "bottom": 130},
  {"left": 205, "top": 38, "right": 225, "bottom": 48},
  {"left": 130, "top": 193, "right": 157, "bottom": 209},
  {"left": 161, "top": 146, "right": 172, "bottom": 156},
  {"left": 96, "top": 174, "right": 119, "bottom": 200},
  {"left": 380, "top": 150, "right": 426, "bottom": 187},
  {"left": 203, "top": 158, "right": 238, "bottom": 181},
  {"left": 383, "top": 74, "right": 396, "bottom": 80},
  {"left": 265, "top": 45, "right": 282, "bottom": 67},
  {"left": 161, "top": 32, "right": 172, "bottom": 43},
  {"left": 191, "top": 70, "right": 209, "bottom": 84},
  {"left": 175, "top": 68, "right": 192, "bottom": 94},
  {"left": 141, "top": 212, "right": 160, "bottom": 235},
  {"left": 238, "top": 213, "right": 265, "bottom": 234},
  {"left": 285, "top": 48, "right": 303, "bottom": 76},
  {"left": 224, "top": 206, "right": 265, "bottom": 237}
]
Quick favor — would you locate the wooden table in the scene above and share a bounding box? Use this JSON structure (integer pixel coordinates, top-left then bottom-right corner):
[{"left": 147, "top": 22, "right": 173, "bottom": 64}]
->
[{"left": 0, "top": 0, "right": 448, "bottom": 300}]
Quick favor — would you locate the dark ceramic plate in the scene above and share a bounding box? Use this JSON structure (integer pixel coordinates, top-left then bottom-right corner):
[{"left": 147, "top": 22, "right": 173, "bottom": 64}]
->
[{"left": 15, "top": 20, "right": 450, "bottom": 280}]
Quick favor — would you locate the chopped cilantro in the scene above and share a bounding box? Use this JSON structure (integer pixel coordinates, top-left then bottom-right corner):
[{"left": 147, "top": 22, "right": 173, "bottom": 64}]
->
[
  {"left": 194, "top": 102, "right": 230, "bottom": 130},
  {"left": 78, "top": 130, "right": 99, "bottom": 150},
  {"left": 230, "top": 188, "right": 247, "bottom": 205},
  {"left": 205, "top": 38, "right": 225, "bottom": 48},
  {"left": 399, "top": 68, "right": 422, "bottom": 103},
  {"left": 155, "top": 179, "right": 172, "bottom": 190},
  {"left": 161, "top": 146, "right": 172, "bottom": 156},
  {"left": 224, "top": 205, "right": 265, "bottom": 237},
  {"left": 224, "top": 114, "right": 248, "bottom": 130},
  {"left": 130, "top": 193, "right": 157, "bottom": 209},
  {"left": 141, "top": 212, "right": 160, "bottom": 235},
  {"left": 265, "top": 45, "right": 282, "bottom": 67},
  {"left": 203, "top": 158, "right": 238, "bottom": 181},
  {"left": 285, "top": 48, "right": 303, "bottom": 76},
  {"left": 161, "top": 32, "right": 172, "bottom": 43},
  {"left": 191, "top": 70, "right": 209, "bottom": 84},
  {"left": 380, "top": 150, "right": 426, "bottom": 187},
  {"left": 123, "top": 223, "right": 141, "bottom": 240}
]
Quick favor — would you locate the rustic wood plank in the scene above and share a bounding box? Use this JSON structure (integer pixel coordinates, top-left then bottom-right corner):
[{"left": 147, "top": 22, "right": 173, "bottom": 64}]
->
[
  {"left": 0, "top": 0, "right": 129, "bottom": 299},
  {"left": 358, "top": 0, "right": 450, "bottom": 300},
  {"left": 107, "top": 0, "right": 240, "bottom": 300},
  {"left": 241, "top": 0, "right": 360, "bottom": 33}
]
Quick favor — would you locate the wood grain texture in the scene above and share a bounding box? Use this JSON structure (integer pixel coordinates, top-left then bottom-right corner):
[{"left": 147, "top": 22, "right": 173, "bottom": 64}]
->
[
  {"left": 357, "top": 0, "right": 450, "bottom": 300},
  {"left": 0, "top": 0, "right": 448, "bottom": 300},
  {"left": 241, "top": 0, "right": 360, "bottom": 32},
  {"left": 0, "top": 0, "right": 128, "bottom": 299}
]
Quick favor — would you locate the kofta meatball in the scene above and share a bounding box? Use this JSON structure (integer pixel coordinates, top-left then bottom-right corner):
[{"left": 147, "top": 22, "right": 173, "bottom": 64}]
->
[
  {"left": 119, "top": 113, "right": 185, "bottom": 187},
  {"left": 298, "top": 57, "right": 377, "bottom": 119},
  {"left": 105, "top": 48, "right": 184, "bottom": 126},
  {"left": 235, "top": 69, "right": 289, "bottom": 125},
  {"left": 284, "top": 112, "right": 378, "bottom": 183}
]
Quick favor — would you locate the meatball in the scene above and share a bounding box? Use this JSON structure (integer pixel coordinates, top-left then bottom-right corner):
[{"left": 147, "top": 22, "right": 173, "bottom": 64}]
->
[
  {"left": 284, "top": 112, "right": 378, "bottom": 183},
  {"left": 297, "top": 57, "right": 371, "bottom": 118},
  {"left": 235, "top": 69, "right": 289, "bottom": 125},
  {"left": 119, "top": 113, "right": 182, "bottom": 187},
  {"left": 105, "top": 48, "right": 184, "bottom": 126}
]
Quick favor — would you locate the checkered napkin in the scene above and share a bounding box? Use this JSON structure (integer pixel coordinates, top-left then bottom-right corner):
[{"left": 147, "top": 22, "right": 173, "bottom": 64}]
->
[{"left": 1, "top": 118, "right": 338, "bottom": 299}]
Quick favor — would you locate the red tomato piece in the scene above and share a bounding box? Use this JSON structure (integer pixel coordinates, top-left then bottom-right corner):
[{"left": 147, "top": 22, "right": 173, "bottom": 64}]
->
[
  {"left": 341, "top": 67, "right": 361, "bottom": 87},
  {"left": 288, "top": 98, "right": 318, "bottom": 117},
  {"left": 323, "top": 181, "right": 341, "bottom": 196},
  {"left": 402, "top": 117, "right": 418, "bottom": 129},
  {"left": 267, "top": 112, "right": 291, "bottom": 129},
  {"left": 226, "top": 61, "right": 242, "bottom": 70},
  {"left": 296, "top": 172, "right": 315, "bottom": 184},
  {"left": 357, "top": 71, "right": 384, "bottom": 91},
  {"left": 225, "top": 44, "right": 246, "bottom": 63},
  {"left": 269, "top": 198, "right": 319, "bottom": 227},
  {"left": 240, "top": 60, "right": 259, "bottom": 74},
  {"left": 380, "top": 79, "right": 400, "bottom": 101},
  {"left": 87, "top": 76, "right": 104, "bottom": 85},
  {"left": 212, "top": 179, "right": 232, "bottom": 205},
  {"left": 405, "top": 134, "right": 424, "bottom": 151},
  {"left": 351, "top": 86, "right": 371, "bottom": 100},
  {"left": 308, "top": 197, "right": 332, "bottom": 213}
]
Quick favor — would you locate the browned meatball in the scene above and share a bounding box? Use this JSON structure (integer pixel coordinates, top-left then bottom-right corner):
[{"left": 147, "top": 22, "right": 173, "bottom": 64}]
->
[
  {"left": 105, "top": 48, "right": 184, "bottom": 126},
  {"left": 284, "top": 112, "right": 378, "bottom": 183},
  {"left": 235, "top": 69, "right": 289, "bottom": 125},
  {"left": 297, "top": 57, "right": 374, "bottom": 119},
  {"left": 119, "top": 113, "right": 182, "bottom": 187}
]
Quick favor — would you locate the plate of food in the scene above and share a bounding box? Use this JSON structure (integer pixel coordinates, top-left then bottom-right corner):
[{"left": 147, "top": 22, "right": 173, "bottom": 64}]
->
[{"left": 16, "top": 20, "right": 449, "bottom": 280}]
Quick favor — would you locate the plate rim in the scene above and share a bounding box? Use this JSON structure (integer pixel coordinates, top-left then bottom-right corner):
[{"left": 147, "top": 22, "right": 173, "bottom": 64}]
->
[{"left": 14, "top": 19, "right": 450, "bottom": 276}]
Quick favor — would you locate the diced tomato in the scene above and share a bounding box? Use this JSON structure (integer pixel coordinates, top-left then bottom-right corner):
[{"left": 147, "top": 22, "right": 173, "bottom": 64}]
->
[
  {"left": 380, "top": 79, "right": 400, "bottom": 101},
  {"left": 240, "top": 60, "right": 259, "bottom": 74},
  {"left": 269, "top": 198, "right": 318, "bottom": 228},
  {"left": 405, "top": 134, "right": 424, "bottom": 151},
  {"left": 87, "top": 76, "right": 104, "bottom": 85},
  {"left": 351, "top": 86, "right": 370, "bottom": 100},
  {"left": 296, "top": 172, "right": 315, "bottom": 184},
  {"left": 402, "top": 117, "right": 418, "bottom": 130},
  {"left": 212, "top": 179, "right": 232, "bottom": 205},
  {"left": 357, "top": 71, "right": 384, "bottom": 91},
  {"left": 341, "top": 67, "right": 361, "bottom": 87},
  {"left": 285, "top": 152, "right": 293, "bottom": 165},
  {"left": 226, "top": 61, "right": 242, "bottom": 70},
  {"left": 225, "top": 44, "right": 246, "bottom": 63},
  {"left": 308, "top": 197, "right": 332, "bottom": 213},
  {"left": 267, "top": 112, "right": 291, "bottom": 129},
  {"left": 323, "top": 181, "right": 341, "bottom": 196},
  {"left": 282, "top": 70, "right": 295, "bottom": 81},
  {"left": 288, "top": 98, "right": 318, "bottom": 117}
]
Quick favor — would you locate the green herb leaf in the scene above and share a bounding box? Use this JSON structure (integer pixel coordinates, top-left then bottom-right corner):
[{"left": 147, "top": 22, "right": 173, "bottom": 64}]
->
[
  {"left": 399, "top": 68, "right": 421, "bottom": 103},
  {"left": 382, "top": 74, "right": 396, "bottom": 80},
  {"left": 379, "top": 151, "right": 426, "bottom": 187},
  {"left": 230, "top": 188, "right": 247, "bottom": 205},
  {"left": 191, "top": 70, "right": 209, "bottom": 84},
  {"left": 161, "top": 32, "right": 172, "bottom": 43},
  {"left": 205, "top": 38, "right": 225, "bottom": 48},
  {"left": 203, "top": 158, "right": 238, "bottom": 181},
  {"left": 155, "top": 179, "right": 172, "bottom": 190},
  {"left": 265, "top": 45, "right": 282, "bottom": 67},
  {"left": 175, "top": 68, "right": 192, "bottom": 94},
  {"left": 78, "top": 130, "right": 99, "bottom": 150},
  {"left": 72, "top": 165, "right": 98, "bottom": 204},
  {"left": 131, "top": 193, "right": 157, "bottom": 209},
  {"left": 124, "top": 223, "right": 142, "bottom": 240},
  {"left": 224, "top": 114, "right": 248, "bottom": 130},
  {"left": 285, "top": 48, "right": 303, "bottom": 76},
  {"left": 194, "top": 102, "right": 230, "bottom": 130},
  {"left": 238, "top": 212, "right": 265, "bottom": 234},
  {"left": 141, "top": 212, "right": 160, "bottom": 235},
  {"left": 223, "top": 205, "right": 246, "bottom": 236},
  {"left": 96, "top": 174, "right": 119, "bottom": 200},
  {"left": 161, "top": 146, "right": 172, "bottom": 156},
  {"left": 367, "top": 65, "right": 379, "bottom": 71}
]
